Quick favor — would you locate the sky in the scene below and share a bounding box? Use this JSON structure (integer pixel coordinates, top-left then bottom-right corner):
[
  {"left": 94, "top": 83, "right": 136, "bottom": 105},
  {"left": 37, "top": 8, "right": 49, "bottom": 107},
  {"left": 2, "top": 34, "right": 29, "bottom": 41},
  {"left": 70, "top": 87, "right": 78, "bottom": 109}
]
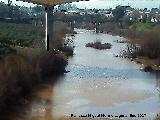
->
[{"left": 1, "top": 0, "right": 160, "bottom": 9}]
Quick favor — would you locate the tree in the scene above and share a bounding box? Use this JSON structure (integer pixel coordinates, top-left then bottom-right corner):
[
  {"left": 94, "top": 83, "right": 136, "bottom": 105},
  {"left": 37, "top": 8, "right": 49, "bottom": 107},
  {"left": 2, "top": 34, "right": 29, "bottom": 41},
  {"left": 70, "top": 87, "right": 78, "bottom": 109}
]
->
[
  {"left": 7, "top": 0, "right": 12, "bottom": 6},
  {"left": 32, "top": 5, "right": 44, "bottom": 15},
  {"left": 0, "top": 2, "right": 9, "bottom": 17},
  {"left": 132, "top": 10, "right": 141, "bottom": 23},
  {"left": 7, "top": 0, "right": 13, "bottom": 17},
  {"left": 112, "top": 6, "right": 126, "bottom": 22},
  {"left": 122, "top": 15, "right": 133, "bottom": 28},
  {"left": 142, "top": 13, "right": 147, "bottom": 23}
]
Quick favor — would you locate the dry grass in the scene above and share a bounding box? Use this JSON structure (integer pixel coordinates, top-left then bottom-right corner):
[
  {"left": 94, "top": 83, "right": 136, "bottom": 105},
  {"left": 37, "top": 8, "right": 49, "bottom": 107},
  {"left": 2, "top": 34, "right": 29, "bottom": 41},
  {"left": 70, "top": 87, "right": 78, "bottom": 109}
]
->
[
  {"left": 140, "top": 30, "right": 160, "bottom": 58},
  {"left": 155, "top": 115, "right": 160, "bottom": 120},
  {"left": 0, "top": 20, "right": 75, "bottom": 118},
  {"left": 0, "top": 49, "right": 67, "bottom": 113},
  {"left": 124, "top": 28, "right": 160, "bottom": 59}
]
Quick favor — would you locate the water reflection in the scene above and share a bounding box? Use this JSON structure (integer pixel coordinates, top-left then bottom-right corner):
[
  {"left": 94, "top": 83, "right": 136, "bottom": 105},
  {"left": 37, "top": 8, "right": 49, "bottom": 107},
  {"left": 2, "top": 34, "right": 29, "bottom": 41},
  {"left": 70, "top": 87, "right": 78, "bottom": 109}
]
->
[
  {"left": 155, "top": 72, "right": 160, "bottom": 96},
  {"left": 53, "top": 29, "right": 160, "bottom": 120}
]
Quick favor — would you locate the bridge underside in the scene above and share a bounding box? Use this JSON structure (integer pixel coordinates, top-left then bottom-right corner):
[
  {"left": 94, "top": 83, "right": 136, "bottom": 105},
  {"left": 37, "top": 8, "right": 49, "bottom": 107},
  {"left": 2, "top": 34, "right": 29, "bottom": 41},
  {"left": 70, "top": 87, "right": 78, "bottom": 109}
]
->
[
  {"left": 17, "top": 0, "right": 86, "bottom": 50},
  {"left": 17, "top": 0, "right": 83, "bottom": 5}
]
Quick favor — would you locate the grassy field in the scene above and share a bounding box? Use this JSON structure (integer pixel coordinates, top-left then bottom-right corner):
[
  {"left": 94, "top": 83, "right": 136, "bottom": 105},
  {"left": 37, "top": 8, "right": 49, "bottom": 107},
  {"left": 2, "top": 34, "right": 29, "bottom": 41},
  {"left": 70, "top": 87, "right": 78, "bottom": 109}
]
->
[
  {"left": 0, "top": 22, "right": 45, "bottom": 51},
  {"left": 130, "top": 23, "right": 154, "bottom": 31}
]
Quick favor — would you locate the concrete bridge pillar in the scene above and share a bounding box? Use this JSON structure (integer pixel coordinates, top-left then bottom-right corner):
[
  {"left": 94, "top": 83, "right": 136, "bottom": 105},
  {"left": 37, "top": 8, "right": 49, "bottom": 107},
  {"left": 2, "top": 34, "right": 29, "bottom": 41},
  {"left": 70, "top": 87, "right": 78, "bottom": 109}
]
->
[{"left": 45, "top": 6, "right": 54, "bottom": 51}]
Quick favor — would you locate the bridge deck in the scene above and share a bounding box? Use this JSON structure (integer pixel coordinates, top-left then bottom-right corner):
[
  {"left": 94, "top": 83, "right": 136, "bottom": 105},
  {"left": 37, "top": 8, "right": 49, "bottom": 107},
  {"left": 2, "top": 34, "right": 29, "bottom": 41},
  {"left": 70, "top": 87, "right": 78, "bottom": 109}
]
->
[{"left": 17, "top": 0, "right": 84, "bottom": 5}]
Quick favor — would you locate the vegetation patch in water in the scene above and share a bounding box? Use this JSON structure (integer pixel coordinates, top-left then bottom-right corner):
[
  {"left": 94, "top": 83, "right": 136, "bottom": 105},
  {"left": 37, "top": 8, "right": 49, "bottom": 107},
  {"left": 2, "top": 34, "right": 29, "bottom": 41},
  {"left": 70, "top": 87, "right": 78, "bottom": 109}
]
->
[{"left": 85, "top": 42, "right": 112, "bottom": 50}]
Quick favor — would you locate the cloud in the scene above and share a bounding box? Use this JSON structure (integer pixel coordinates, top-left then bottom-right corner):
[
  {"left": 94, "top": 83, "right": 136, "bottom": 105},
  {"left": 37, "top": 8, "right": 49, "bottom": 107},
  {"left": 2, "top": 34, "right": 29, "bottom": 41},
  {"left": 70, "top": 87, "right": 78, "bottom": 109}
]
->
[{"left": 74, "top": 0, "right": 160, "bottom": 9}]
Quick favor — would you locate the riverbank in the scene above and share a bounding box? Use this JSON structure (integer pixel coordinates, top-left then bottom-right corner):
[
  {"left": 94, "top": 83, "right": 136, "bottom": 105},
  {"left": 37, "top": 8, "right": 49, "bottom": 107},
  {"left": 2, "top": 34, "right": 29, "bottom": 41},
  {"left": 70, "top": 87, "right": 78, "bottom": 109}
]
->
[
  {"left": 97, "top": 22, "right": 160, "bottom": 72},
  {"left": 0, "top": 49, "right": 68, "bottom": 116},
  {"left": 156, "top": 115, "right": 160, "bottom": 120},
  {"left": 0, "top": 21, "right": 75, "bottom": 118},
  {"left": 128, "top": 56, "right": 160, "bottom": 72}
]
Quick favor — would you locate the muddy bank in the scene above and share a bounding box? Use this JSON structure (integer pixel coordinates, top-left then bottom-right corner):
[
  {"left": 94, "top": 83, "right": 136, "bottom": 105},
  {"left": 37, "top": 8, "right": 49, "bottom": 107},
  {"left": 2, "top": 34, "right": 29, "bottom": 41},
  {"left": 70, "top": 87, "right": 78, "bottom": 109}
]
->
[
  {"left": 123, "top": 56, "right": 160, "bottom": 72},
  {"left": 94, "top": 23, "right": 160, "bottom": 72}
]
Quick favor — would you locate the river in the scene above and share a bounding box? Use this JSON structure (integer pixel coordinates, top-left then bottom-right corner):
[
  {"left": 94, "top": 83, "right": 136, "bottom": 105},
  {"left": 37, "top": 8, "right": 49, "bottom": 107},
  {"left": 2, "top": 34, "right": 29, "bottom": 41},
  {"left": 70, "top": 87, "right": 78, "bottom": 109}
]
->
[{"left": 10, "top": 29, "right": 160, "bottom": 120}]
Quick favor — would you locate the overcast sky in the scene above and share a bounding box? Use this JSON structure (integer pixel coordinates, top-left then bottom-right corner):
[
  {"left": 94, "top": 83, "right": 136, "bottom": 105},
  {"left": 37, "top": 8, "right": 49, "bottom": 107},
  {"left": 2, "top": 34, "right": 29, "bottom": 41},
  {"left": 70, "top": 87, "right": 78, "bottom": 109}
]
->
[{"left": 1, "top": 0, "right": 160, "bottom": 9}]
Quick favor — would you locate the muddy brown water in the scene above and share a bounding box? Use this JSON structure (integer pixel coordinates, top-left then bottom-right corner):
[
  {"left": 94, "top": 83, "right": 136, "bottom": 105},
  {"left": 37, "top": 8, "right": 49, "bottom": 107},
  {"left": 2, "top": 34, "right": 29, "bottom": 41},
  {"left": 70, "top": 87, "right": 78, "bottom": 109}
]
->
[{"left": 8, "top": 29, "right": 160, "bottom": 120}]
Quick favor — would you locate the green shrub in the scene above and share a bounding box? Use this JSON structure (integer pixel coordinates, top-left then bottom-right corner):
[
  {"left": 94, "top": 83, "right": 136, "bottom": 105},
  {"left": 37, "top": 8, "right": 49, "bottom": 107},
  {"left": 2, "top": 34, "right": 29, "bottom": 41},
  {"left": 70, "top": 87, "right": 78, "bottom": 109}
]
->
[{"left": 130, "top": 23, "right": 154, "bottom": 31}]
